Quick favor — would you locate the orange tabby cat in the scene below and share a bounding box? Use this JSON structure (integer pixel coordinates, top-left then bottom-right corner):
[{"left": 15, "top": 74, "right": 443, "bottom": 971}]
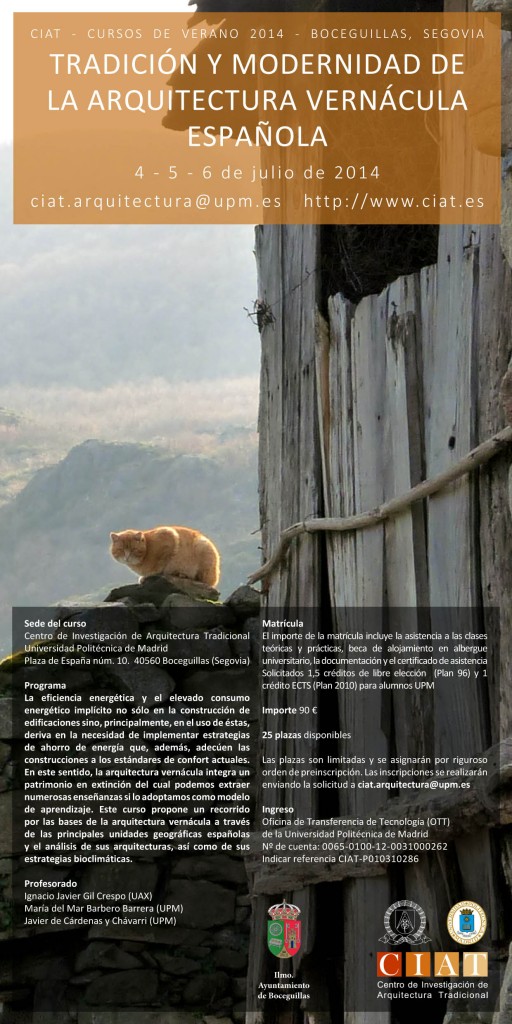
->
[{"left": 110, "top": 526, "right": 220, "bottom": 587}]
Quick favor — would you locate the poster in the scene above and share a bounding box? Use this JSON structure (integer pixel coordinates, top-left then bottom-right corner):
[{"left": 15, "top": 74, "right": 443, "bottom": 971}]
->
[{"left": 2, "top": 1, "right": 511, "bottom": 1022}]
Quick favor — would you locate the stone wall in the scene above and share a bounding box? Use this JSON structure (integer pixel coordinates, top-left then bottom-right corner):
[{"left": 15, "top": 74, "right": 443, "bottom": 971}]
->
[{"left": 0, "top": 578, "right": 261, "bottom": 1024}]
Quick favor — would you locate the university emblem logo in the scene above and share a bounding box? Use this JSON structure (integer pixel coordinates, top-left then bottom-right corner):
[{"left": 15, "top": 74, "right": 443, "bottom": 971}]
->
[
  {"left": 447, "top": 901, "right": 487, "bottom": 945},
  {"left": 267, "top": 900, "right": 302, "bottom": 958},
  {"left": 379, "top": 900, "right": 431, "bottom": 945}
]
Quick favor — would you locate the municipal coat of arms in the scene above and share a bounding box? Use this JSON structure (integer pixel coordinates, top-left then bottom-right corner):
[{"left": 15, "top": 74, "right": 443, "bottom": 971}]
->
[{"left": 267, "top": 900, "right": 302, "bottom": 958}]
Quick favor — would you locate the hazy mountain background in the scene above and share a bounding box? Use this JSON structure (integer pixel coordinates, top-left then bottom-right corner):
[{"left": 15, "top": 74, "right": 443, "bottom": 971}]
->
[{"left": 0, "top": 144, "right": 261, "bottom": 653}]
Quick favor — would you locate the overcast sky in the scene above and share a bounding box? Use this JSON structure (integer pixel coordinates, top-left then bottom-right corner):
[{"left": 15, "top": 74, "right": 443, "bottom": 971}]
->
[
  {"left": 1, "top": 1, "right": 257, "bottom": 368},
  {"left": 1, "top": 1, "right": 257, "bottom": 351},
  {"left": 1, "top": 0, "right": 195, "bottom": 143}
]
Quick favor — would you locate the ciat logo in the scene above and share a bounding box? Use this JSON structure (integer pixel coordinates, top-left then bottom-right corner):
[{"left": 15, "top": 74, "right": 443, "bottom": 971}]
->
[
  {"left": 267, "top": 900, "right": 301, "bottom": 959},
  {"left": 376, "top": 951, "right": 488, "bottom": 978}
]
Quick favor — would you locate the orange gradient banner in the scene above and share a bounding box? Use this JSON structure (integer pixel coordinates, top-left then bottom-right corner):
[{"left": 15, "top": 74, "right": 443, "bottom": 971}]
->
[{"left": 14, "top": 12, "right": 501, "bottom": 224}]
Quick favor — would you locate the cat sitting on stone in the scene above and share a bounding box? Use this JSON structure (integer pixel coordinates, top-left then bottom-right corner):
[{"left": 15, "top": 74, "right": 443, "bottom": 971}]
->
[{"left": 110, "top": 526, "right": 220, "bottom": 587}]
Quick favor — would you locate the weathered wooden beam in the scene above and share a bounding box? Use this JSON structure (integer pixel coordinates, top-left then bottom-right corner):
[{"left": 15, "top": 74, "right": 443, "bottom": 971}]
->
[
  {"left": 501, "top": 367, "right": 512, "bottom": 426},
  {"left": 248, "top": 424, "right": 512, "bottom": 586},
  {"left": 247, "top": 856, "right": 386, "bottom": 895},
  {"left": 472, "top": 0, "right": 512, "bottom": 29},
  {"left": 246, "top": 739, "right": 512, "bottom": 894}
]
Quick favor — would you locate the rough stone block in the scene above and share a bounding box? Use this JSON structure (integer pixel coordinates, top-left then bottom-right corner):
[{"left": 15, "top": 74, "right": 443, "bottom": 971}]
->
[
  {"left": 130, "top": 604, "right": 164, "bottom": 624},
  {"left": 213, "top": 949, "right": 248, "bottom": 972},
  {"left": 0, "top": 793, "right": 13, "bottom": 856},
  {"left": 226, "top": 585, "right": 261, "bottom": 620},
  {"left": 81, "top": 863, "right": 158, "bottom": 903},
  {"left": 107, "top": 576, "right": 219, "bottom": 607},
  {"left": 83, "top": 969, "right": 158, "bottom": 1005},
  {"left": 159, "top": 603, "right": 236, "bottom": 631},
  {"left": 107, "top": 664, "right": 174, "bottom": 705},
  {"left": 182, "top": 971, "right": 229, "bottom": 1006},
  {"left": 163, "top": 880, "right": 236, "bottom": 929},
  {"left": 87, "top": 924, "right": 210, "bottom": 947},
  {"left": 150, "top": 954, "right": 197, "bottom": 976},
  {"left": 12, "top": 952, "right": 71, "bottom": 985},
  {"left": 209, "top": 927, "right": 249, "bottom": 952},
  {"left": 0, "top": 698, "right": 13, "bottom": 738},
  {"left": 151, "top": 631, "right": 232, "bottom": 667},
  {"left": 170, "top": 854, "right": 246, "bottom": 886},
  {"left": 55, "top": 604, "right": 141, "bottom": 648},
  {"left": 178, "top": 667, "right": 259, "bottom": 719},
  {"left": 75, "top": 942, "right": 142, "bottom": 973}
]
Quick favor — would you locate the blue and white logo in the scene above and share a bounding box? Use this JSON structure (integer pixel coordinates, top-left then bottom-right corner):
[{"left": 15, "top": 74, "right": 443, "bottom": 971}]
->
[{"left": 447, "top": 901, "right": 487, "bottom": 945}]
